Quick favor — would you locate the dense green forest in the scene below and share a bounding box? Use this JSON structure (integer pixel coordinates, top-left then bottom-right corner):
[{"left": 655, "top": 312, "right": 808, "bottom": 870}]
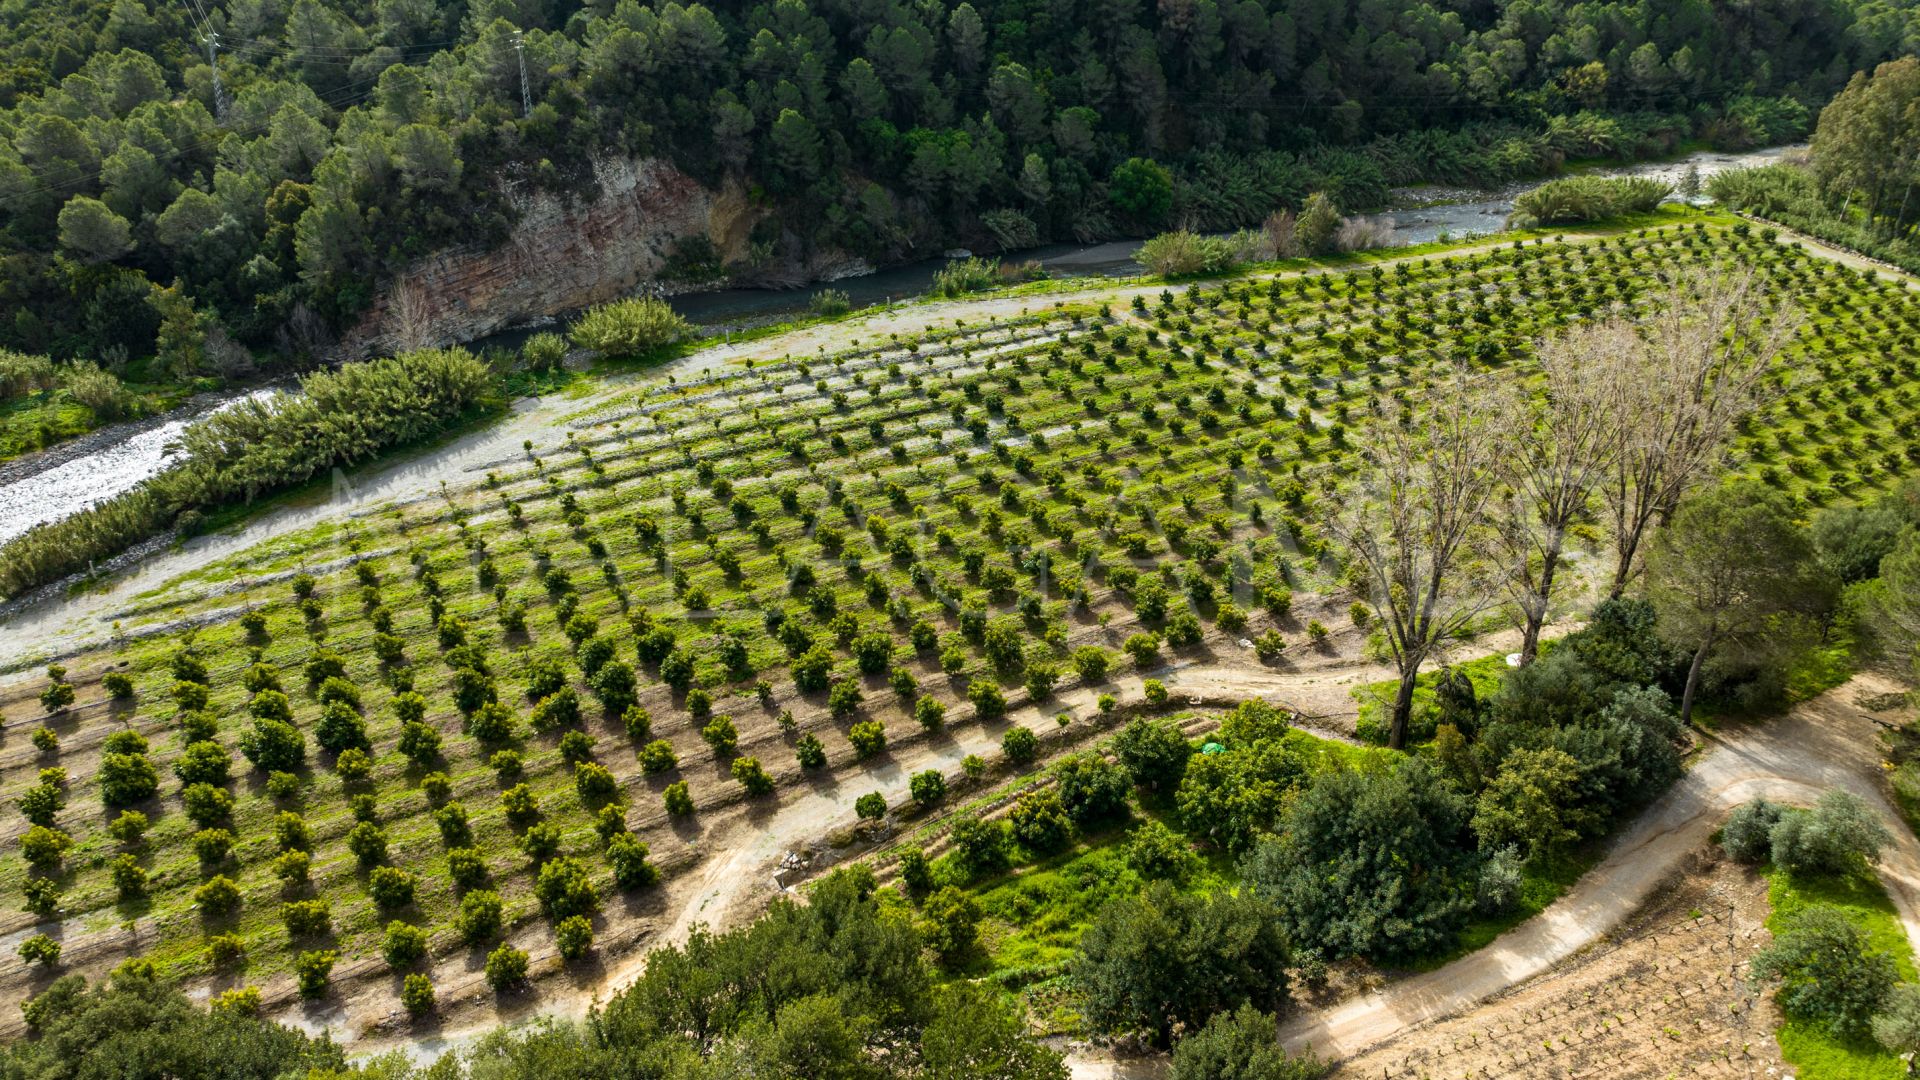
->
[{"left": 0, "top": 0, "right": 1907, "bottom": 369}]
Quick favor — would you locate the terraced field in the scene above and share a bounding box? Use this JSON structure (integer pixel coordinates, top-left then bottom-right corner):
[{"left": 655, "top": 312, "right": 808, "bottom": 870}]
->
[{"left": 3, "top": 218, "right": 1916, "bottom": 1036}]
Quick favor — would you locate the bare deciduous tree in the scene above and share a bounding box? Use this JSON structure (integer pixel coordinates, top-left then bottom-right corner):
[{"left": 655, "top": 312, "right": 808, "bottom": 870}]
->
[
  {"left": 1598, "top": 269, "right": 1799, "bottom": 597},
  {"left": 387, "top": 275, "right": 437, "bottom": 354},
  {"left": 1488, "top": 325, "right": 1624, "bottom": 665},
  {"left": 1330, "top": 371, "right": 1503, "bottom": 749}
]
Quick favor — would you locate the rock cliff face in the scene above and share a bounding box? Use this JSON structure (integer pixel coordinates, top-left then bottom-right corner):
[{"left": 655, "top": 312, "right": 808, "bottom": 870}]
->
[{"left": 337, "top": 156, "right": 762, "bottom": 358}]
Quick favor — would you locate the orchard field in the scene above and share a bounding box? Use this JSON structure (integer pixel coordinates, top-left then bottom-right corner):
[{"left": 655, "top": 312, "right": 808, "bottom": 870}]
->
[{"left": 3, "top": 216, "right": 1918, "bottom": 1029}]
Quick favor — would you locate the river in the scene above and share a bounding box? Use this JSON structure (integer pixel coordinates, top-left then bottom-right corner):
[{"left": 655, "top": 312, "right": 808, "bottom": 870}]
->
[{"left": 0, "top": 143, "right": 1800, "bottom": 545}]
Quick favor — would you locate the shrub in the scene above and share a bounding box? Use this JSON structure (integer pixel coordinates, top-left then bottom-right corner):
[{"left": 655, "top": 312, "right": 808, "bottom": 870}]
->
[
  {"left": 206, "top": 933, "right": 245, "bottom": 968},
  {"left": 337, "top": 747, "right": 373, "bottom": 782},
  {"left": 520, "top": 822, "right": 563, "bottom": 862},
  {"left": 701, "top": 714, "right": 739, "bottom": 755},
  {"left": 1721, "top": 798, "right": 1785, "bottom": 863},
  {"left": 485, "top": 943, "right": 530, "bottom": 991},
  {"left": 664, "top": 781, "right": 694, "bottom": 815},
  {"left": 828, "top": 679, "right": 865, "bottom": 718},
  {"left": 638, "top": 739, "right": 679, "bottom": 773},
  {"left": 1001, "top": 726, "right": 1038, "bottom": 763},
  {"left": 569, "top": 297, "right": 691, "bottom": 358},
  {"left": 273, "top": 850, "right": 311, "bottom": 886},
  {"left": 239, "top": 718, "right": 305, "bottom": 773},
  {"left": 281, "top": 899, "right": 331, "bottom": 937},
  {"left": 1123, "top": 632, "right": 1162, "bottom": 666},
  {"left": 855, "top": 792, "right": 887, "bottom": 820},
  {"left": 1169, "top": 1004, "right": 1320, "bottom": 1080},
  {"left": 368, "top": 866, "right": 417, "bottom": 908},
  {"left": 111, "top": 854, "right": 147, "bottom": 898},
  {"left": 848, "top": 719, "right": 887, "bottom": 758},
  {"left": 555, "top": 915, "right": 594, "bottom": 961},
  {"left": 1126, "top": 819, "right": 1199, "bottom": 882},
  {"left": 100, "top": 807, "right": 142, "bottom": 841},
  {"left": 1771, "top": 791, "right": 1891, "bottom": 875},
  {"left": 1143, "top": 678, "right": 1169, "bottom": 705},
  {"left": 191, "top": 827, "right": 234, "bottom": 864},
  {"left": 731, "top": 756, "right": 775, "bottom": 795},
  {"left": 794, "top": 732, "right": 827, "bottom": 769},
  {"left": 459, "top": 890, "right": 504, "bottom": 943},
  {"left": 99, "top": 752, "right": 159, "bottom": 806},
  {"left": 1507, "top": 175, "right": 1670, "bottom": 227},
  {"left": 173, "top": 741, "right": 232, "bottom": 786},
  {"left": 1009, "top": 789, "right": 1073, "bottom": 852},
  {"left": 182, "top": 782, "right": 234, "bottom": 827},
  {"left": 21, "top": 825, "right": 70, "bottom": 868},
  {"left": 1052, "top": 753, "right": 1131, "bottom": 825},
  {"left": 447, "top": 847, "right": 489, "bottom": 890},
  {"left": 17, "top": 934, "right": 59, "bottom": 967},
  {"left": 970, "top": 679, "right": 1007, "bottom": 720},
  {"left": 909, "top": 770, "right": 947, "bottom": 806},
  {"left": 401, "top": 973, "right": 436, "bottom": 1016},
  {"left": 295, "top": 950, "right": 338, "bottom": 997},
  {"left": 1752, "top": 904, "right": 1898, "bottom": 1040},
  {"left": 608, "top": 832, "right": 659, "bottom": 889},
  {"left": 950, "top": 815, "right": 1011, "bottom": 877},
  {"left": 382, "top": 921, "right": 429, "bottom": 968},
  {"left": 534, "top": 856, "right": 598, "bottom": 919}
]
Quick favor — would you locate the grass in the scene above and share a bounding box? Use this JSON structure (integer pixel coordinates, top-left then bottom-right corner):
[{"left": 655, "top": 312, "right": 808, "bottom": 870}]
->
[{"left": 1765, "top": 863, "right": 1917, "bottom": 1079}]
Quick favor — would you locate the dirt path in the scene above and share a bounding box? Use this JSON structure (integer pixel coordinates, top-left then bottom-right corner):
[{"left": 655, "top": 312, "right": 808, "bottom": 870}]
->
[{"left": 1268, "top": 671, "right": 1920, "bottom": 1065}]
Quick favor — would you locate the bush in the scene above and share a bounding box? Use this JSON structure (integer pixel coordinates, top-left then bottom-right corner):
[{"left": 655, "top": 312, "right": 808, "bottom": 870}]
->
[
  {"left": 401, "top": 973, "right": 436, "bottom": 1017},
  {"left": 848, "top": 719, "right": 887, "bottom": 758},
  {"left": 1052, "top": 753, "right": 1131, "bottom": 825},
  {"left": 854, "top": 792, "right": 887, "bottom": 820},
  {"left": 569, "top": 297, "right": 692, "bottom": 358},
  {"left": 382, "top": 921, "right": 429, "bottom": 968},
  {"left": 191, "top": 827, "right": 234, "bottom": 864},
  {"left": 909, "top": 770, "right": 947, "bottom": 806},
  {"left": 21, "top": 825, "right": 70, "bottom": 868},
  {"left": 1507, "top": 175, "right": 1670, "bottom": 227},
  {"left": 731, "top": 756, "right": 775, "bottom": 795},
  {"left": 18, "top": 934, "right": 59, "bottom": 967},
  {"left": 914, "top": 695, "right": 947, "bottom": 730},
  {"left": 347, "top": 821, "right": 388, "bottom": 866},
  {"left": 919, "top": 886, "right": 982, "bottom": 967},
  {"left": 1143, "top": 678, "right": 1169, "bottom": 705},
  {"left": 295, "top": 951, "right": 338, "bottom": 997},
  {"left": 608, "top": 832, "right": 658, "bottom": 889},
  {"left": 281, "top": 899, "right": 331, "bottom": 937},
  {"left": 1076, "top": 883, "right": 1290, "bottom": 1048},
  {"left": 1126, "top": 820, "right": 1199, "bottom": 882},
  {"left": 459, "top": 890, "right": 504, "bottom": 943},
  {"left": 1721, "top": 798, "right": 1785, "bottom": 863},
  {"left": 555, "top": 914, "right": 594, "bottom": 961},
  {"left": 1771, "top": 791, "right": 1891, "bottom": 875},
  {"left": 1001, "top": 726, "right": 1039, "bottom": 763},
  {"left": 950, "top": 815, "right": 1011, "bottom": 876},
  {"left": 99, "top": 752, "right": 159, "bottom": 806},
  {"left": 447, "top": 847, "right": 489, "bottom": 890},
  {"left": 534, "top": 856, "right": 598, "bottom": 919},
  {"left": 368, "top": 866, "right": 417, "bottom": 908},
  {"left": 486, "top": 943, "right": 531, "bottom": 991},
  {"left": 1169, "top": 1005, "right": 1320, "bottom": 1080},
  {"left": 701, "top": 714, "right": 739, "bottom": 755},
  {"left": 664, "top": 781, "right": 694, "bottom": 815},
  {"left": 1752, "top": 904, "right": 1898, "bottom": 1039},
  {"left": 1114, "top": 717, "right": 1193, "bottom": 790},
  {"left": 1009, "top": 789, "right": 1073, "bottom": 852}
]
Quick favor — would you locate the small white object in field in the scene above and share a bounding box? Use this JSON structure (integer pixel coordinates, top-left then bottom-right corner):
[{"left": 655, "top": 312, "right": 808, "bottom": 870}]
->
[{"left": 1505, "top": 652, "right": 1522, "bottom": 667}]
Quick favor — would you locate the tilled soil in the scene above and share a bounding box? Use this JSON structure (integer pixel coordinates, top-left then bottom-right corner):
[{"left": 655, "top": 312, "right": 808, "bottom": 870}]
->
[{"left": 1333, "top": 852, "right": 1782, "bottom": 1080}]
